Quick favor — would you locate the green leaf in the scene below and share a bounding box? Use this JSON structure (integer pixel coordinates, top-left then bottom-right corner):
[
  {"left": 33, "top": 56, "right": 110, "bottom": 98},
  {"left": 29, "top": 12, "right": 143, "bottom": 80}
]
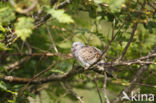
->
[
  {"left": 0, "top": 81, "right": 17, "bottom": 95},
  {"left": 93, "top": 0, "right": 104, "bottom": 4},
  {"left": 0, "top": 25, "right": 6, "bottom": 32},
  {"left": 50, "top": 69, "right": 65, "bottom": 74},
  {"left": 0, "top": 43, "right": 9, "bottom": 50},
  {"left": 0, "top": 7, "right": 15, "bottom": 25},
  {"left": 0, "top": 81, "right": 7, "bottom": 91},
  {"left": 94, "top": 0, "right": 125, "bottom": 12},
  {"left": 109, "top": 0, "right": 125, "bottom": 12},
  {"left": 8, "top": 100, "right": 15, "bottom": 103},
  {"left": 57, "top": 40, "right": 72, "bottom": 49},
  {"left": 15, "top": 17, "right": 34, "bottom": 41},
  {"left": 47, "top": 9, "right": 74, "bottom": 23}
]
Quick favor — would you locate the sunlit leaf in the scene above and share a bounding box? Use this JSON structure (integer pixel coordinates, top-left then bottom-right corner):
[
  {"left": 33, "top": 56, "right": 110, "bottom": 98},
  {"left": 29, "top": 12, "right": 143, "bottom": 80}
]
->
[
  {"left": 0, "top": 25, "right": 5, "bottom": 32},
  {"left": 109, "top": 0, "right": 125, "bottom": 12},
  {"left": 94, "top": 0, "right": 125, "bottom": 12},
  {"left": 57, "top": 40, "right": 72, "bottom": 49},
  {"left": 47, "top": 9, "right": 74, "bottom": 23},
  {"left": 0, "top": 82, "right": 7, "bottom": 91},
  {"left": 15, "top": 17, "right": 34, "bottom": 41},
  {"left": 0, "top": 43, "right": 9, "bottom": 50},
  {"left": 0, "top": 7, "right": 15, "bottom": 25},
  {"left": 50, "top": 69, "right": 65, "bottom": 74},
  {"left": 93, "top": 0, "right": 104, "bottom": 4}
]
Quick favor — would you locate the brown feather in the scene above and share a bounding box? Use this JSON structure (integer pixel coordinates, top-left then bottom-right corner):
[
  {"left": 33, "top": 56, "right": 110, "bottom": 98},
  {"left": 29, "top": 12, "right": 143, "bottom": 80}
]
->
[{"left": 78, "top": 46, "right": 101, "bottom": 64}]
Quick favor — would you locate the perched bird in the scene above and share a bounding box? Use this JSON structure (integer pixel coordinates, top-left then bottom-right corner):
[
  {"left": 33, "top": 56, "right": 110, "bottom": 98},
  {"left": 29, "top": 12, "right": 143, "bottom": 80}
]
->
[
  {"left": 71, "top": 41, "right": 114, "bottom": 78},
  {"left": 71, "top": 41, "right": 104, "bottom": 69}
]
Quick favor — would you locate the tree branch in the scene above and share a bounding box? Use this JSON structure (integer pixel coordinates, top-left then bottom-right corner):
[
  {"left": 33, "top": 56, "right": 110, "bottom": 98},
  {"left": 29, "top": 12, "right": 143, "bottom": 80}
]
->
[
  {"left": 63, "top": 82, "right": 85, "bottom": 103},
  {"left": 0, "top": 66, "right": 84, "bottom": 84},
  {"left": 4, "top": 56, "right": 30, "bottom": 70},
  {"left": 9, "top": 0, "right": 38, "bottom": 14},
  {"left": 3, "top": 52, "right": 156, "bottom": 61},
  {"left": 46, "top": 26, "right": 59, "bottom": 54},
  {"left": 112, "top": 65, "right": 149, "bottom": 103},
  {"left": 112, "top": 44, "right": 156, "bottom": 103},
  {"left": 1, "top": 57, "right": 156, "bottom": 84},
  {"left": 93, "top": 77, "right": 103, "bottom": 103},
  {"left": 3, "top": 52, "right": 72, "bottom": 59},
  {"left": 117, "top": 23, "right": 138, "bottom": 61},
  {"left": 18, "top": 62, "right": 56, "bottom": 96},
  {"left": 103, "top": 72, "right": 110, "bottom": 103}
]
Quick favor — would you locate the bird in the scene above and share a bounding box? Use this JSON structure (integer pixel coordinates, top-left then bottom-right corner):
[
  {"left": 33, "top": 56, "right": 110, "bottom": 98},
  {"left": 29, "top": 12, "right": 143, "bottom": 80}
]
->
[
  {"left": 71, "top": 41, "right": 114, "bottom": 77},
  {"left": 71, "top": 41, "right": 104, "bottom": 69}
]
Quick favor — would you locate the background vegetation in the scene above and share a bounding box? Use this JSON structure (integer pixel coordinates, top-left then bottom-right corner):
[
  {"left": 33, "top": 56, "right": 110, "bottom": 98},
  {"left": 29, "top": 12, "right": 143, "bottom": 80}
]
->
[{"left": 0, "top": 0, "right": 156, "bottom": 103}]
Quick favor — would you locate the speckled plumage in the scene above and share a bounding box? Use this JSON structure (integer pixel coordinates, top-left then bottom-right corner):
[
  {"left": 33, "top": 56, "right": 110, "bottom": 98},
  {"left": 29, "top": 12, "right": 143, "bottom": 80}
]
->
[{"left": 71, "top": 42, "right": 104, "bottom": 67}]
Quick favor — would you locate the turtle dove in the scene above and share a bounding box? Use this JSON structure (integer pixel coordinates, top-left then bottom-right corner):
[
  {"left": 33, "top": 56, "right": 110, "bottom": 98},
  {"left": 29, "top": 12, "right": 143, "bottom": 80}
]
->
[{"left": 71, "top": 42, "right": 104, "bottom": 69}]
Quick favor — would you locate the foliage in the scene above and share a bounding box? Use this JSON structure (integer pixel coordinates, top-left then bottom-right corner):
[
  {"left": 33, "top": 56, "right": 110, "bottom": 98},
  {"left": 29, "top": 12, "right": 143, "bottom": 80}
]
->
[
  {"left": 0, "top": 6, "right": 15, "bottom": 25},
  {"left": 15, "top": 17, "right": 34, "bottom": 41},
  {"left": 47, "top": 8, "right": 74, "bottom": 23},
  {"left": 0, "top": 0, "right": 156, "bottom": 103}
]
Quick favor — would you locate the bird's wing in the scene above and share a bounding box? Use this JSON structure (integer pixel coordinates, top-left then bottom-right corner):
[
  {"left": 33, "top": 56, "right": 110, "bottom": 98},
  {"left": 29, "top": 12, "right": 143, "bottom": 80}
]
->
[
  {"left": 78, "top": 46, "right": 101, "bottom": 65},
  {"left": 71, "top": 47, "right": 77, "bottom": 58}
]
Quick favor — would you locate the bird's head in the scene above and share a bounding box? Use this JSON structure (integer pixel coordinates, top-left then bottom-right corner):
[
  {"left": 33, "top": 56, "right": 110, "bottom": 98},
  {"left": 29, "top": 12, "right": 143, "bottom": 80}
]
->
[{"left": 72, "top": 42, "right": 84, "bottom": 50}]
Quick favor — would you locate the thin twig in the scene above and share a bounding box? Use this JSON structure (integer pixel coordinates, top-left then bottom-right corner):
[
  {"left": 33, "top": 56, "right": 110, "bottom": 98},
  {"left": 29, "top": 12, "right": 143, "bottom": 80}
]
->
[
  {"left": 55, "top": 0, "right": 70, "bottom": 9},
  {"left": 63, "top": 82, "right": 85, "bottom": 103},
  {"left": 103, "top": 72, "right": 110, "bottom": 103},
  {"left": 135, "top": 53, "right": 156, "bottom": 61},
  {"left": 112, "top": 44, "right": 156, "bottom": 103},
  {"left": 35, "top": 0, "right": 72, "bottom": 28},
  {"left": 46, "top": 26, "right": 59, "bottom": 54},
  {"left": 3, "top": 52, "right": 72, "bottom": 59},
  {"left": 9, "top": 0, "right": 38, "bottom": 14},
  {"left": 110, "top": 60, "right": 156, "bottom": 67},
  {"left": 55, "top": 92, "right": 68, "bottom": 103},
  {"left": 18, "top": 62, "right": 56, "bottom": 96},
  {"left": 117, "top": 23, "right": 138, "bottom": 61},
  {"left": 112, "top": 79, "right": 156, "bottom": 88},
  {"left": 1, "top": 59, "right": 156, "bottom": 84},
  {"left": 3, "top": 52, "right": 156, "bottom": 63},
  {"left": 112, "top": 65, "right": 149, "bottom": 103},
  {"left": 93, "top": 77, "right": 103, "bottom": 103},
  {"left": 4, "top": 56, "right": 30, "bottom": 70}
]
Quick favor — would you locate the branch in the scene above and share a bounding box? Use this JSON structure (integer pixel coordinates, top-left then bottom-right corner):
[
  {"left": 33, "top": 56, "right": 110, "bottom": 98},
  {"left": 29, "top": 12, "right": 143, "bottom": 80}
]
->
[
  {"left": 63, "top": 82, "right": 85, "bottom": 103},
  {"left": 55, "top": 92, "right": 68, "bottom": 103},
  {"left": 34, "top": 14, "right": 51, "bottom": 28},
  {"left": 112, "top": 81, "right": 156, "bottom": 88},
  {"left": 1, "top": 45, "right": 156, "bottom": 84},
  {"left": 147, "top": 0, "right": 156, "bottom": 10},
  {"left": 112, "top": 65, "right": 149, "bottom": 103},
  {"left": 0, "top": 66, "right": 84, "bottom": 84},
  {"left": 34, "top": 0, "right": 72, "bottom": 28},
  {"left": 135, "top": 53, "right": 156, "bottom": 61},
  {"left": 46, "top": 26, "right": 59, "bottom": 54},
  {"left": 93, "top": 77, "right": 103, "bottom": 103},
  {"left": 9, "top": 0, "right": 38, "bottom": 14},
  {"left": 1, "top": 59, "right": 156, "bottom": 84},
  {"left": 117, "top": 23, "right": 138, "bottom": 61},
  {"left": 3, "top": 52, "right": 156, "bottom": 62},
  {"left": 55, "top": 0, "right": 71, "bottom": 9},
  {"left": 4, "top": 56, "right": 30, "bottom": 70},
  {"left": 109, "top": 60, "right": 156, "bottom": 67},
  {"left": 18, "top": 62, "right": 56, "bottom": 96},
  {"left": 3, "top": 52, "right": 72, "bottom": 59},
  {"left": 112, "top": 45, "right": 156, "bottom": 103},
  {"left": 103, "top": 72, "right": 110, "bottom": 103}
]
